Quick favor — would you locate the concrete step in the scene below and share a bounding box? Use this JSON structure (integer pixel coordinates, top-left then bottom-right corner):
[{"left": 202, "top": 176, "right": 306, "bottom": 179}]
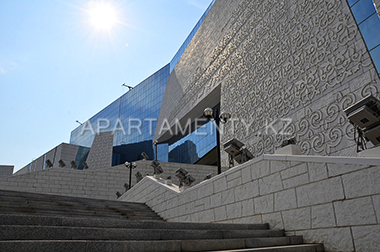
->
[
  {"left": 206, "top": 244, "right": 324, "bottom": 252},
  {"left": 0, "top": 214, "right": 267, "bottom": 230},
  {"left": 0, "top": 225, "right": 284, "bottom": 241},
  {"left": 0, "top": 189, "right": 163, "bottom": 221},
  {"left": 0, "top": 238, "right": 312, "bottom": 252},
  {"left": 0, "top": 207, "right": 163, "bottom": 221}
]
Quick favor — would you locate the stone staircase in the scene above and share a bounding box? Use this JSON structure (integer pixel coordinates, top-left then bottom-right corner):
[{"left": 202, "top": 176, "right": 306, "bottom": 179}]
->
[{"left": 0, "top": 189, "right": 324, "bottom": 252}]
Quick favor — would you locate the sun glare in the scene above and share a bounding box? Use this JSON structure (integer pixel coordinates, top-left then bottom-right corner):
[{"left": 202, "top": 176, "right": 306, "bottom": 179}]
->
[{"left": 88, "top": 1, "right": 118, "bottom": 31}]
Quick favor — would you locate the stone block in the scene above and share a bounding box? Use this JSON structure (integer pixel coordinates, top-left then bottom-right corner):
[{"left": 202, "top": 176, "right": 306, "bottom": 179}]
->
[
  {"left": 226, "top": 202, "right": 242, "bottom": 219},
  {"left": 226, "top": 170, "right": 241, "bottom": 182},
  {"left": 282, "top": 207, "right": 311, "bottom": 230},
  {"left": 296, "top": 177, "right": 345, "bottom": 207},
  {"left": 342, "top": 166, "right": 380, "bottom": 199},
  {"left": 296, "top": 228, "right": 354, "bottom": 252},
  {"left": 198, "top": 181, "right": 213, "bottom": 197},
  {"left": 259, "top": 173, "right": 283, "bottom": 195},
  {"left": 251, "top": 160, "right": 271, "bottom": 179},
  {"left": 241, "top": 166, "right": 252, "bottom": 184},
  {"left": 270, "top": 160, "right": 302, "bottom": 173},
  {"left": 311, "top": 203, "right": 336, "bottom": 228},
  {"left": 254, "top": 194, "right": 274, "bottom": 214},
  {"left": 262, "top": 212, "right": 284, "bottom": 230},
  {"left": 198, "top": 209, "right": 215, "bottom": 222},
  {"left": 211, "top": 193, "right": 222, "bottom": 208},
  {"left": 327, "top": 163, "right": 370, "bottom": 177},
  {"left": 233, "top": 215, "right": 262, "bottom": 224},
  {"left": 334, "top": 197, "right": 377, "bottom": 226},
  {"left": 373, "top": 194, "right": 380, "bottom": 223},
  {"left": 221, "top": 189, "right": 235, "bottom": 205},
  {"left": 308, "top": 162, "right": 328, "bottom": 182},
  {"left": 352, "top": 225, "right": 380, "bottom": 252},
  {"left": 282, "top": 173, "right": 310, "bottom": 189},
  {"left": 280, "top": 163, "right": 308, "bottom": 179},
  {"left": 234, "top": 180, "right": 259, "bottom": 202},
  {"left": 214, "top": 176, "right": 227, "bottom": 192},
  {"left": 241, "top": 198, "right": 254, "bottom": 217},
  {"left": 214, "top": 206, "right": 227, "bottom": 221},
  {"left": 274, "top": 188, "right": 297, "bottom": 211},
  {"left": 227, "top": 177, "right": 242, "bottom": 189}
]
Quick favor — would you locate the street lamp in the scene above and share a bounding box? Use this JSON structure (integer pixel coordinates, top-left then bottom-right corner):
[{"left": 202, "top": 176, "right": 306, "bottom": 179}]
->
[
  {"left": 153, "top": 140, "right": 158, "bottom": 161},
  {"left": 125, "top": 161, "right": 137, "bottom": 190},
  {"left": 203, "top": 107, "right": 231, "bottom": 174}
]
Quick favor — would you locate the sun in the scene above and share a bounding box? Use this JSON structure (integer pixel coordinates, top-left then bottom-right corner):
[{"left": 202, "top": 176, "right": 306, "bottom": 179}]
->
[{"left": 87, "top": 1, "right": 118, "bottom": 31}]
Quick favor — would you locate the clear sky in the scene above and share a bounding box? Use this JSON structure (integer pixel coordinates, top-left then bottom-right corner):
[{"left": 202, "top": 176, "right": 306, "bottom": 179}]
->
[{"left": 0, "top": 0, "right": 213, "bottom": 172}]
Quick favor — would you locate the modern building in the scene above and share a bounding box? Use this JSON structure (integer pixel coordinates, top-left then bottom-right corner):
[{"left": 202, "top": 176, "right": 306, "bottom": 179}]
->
[
  {"left": 69, "top": 0, "right": 218, "bottom": 167},
  {"left": 16, "top": 143, "right": 90, "bottom": 175},
  {"left": 19, "top": 0, "right": 380, "bottom": 174},
  {"left": 3, "top": 1, "right": 380, "bottom": 250}
]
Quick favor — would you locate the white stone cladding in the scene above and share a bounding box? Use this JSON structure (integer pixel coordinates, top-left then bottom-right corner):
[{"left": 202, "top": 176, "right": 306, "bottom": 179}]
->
[
  {"left": 120, "top": 154, "right": 380, "bottom": 252},
  {"left": 0, "top": 160, "right": 217, "bottom": 201}
]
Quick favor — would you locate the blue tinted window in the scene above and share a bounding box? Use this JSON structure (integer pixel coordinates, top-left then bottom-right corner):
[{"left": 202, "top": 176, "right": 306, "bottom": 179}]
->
[
  {"left": 351, "top": 0, "right": 376, "bottom": 24},
  {"left": 359, "top": 13, "right": 380, "bottom": 50},
  {"left": 348, "top": 0, "right": 359, "bottom": 7},
  {"left": 370, "top": 45, "right": 380, "bottom": 72}
]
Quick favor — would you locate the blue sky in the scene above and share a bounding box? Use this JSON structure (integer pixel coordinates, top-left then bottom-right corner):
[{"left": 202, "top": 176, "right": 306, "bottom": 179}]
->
[{"left": 0, "top": 0, "right": 213, "bottom": 172}]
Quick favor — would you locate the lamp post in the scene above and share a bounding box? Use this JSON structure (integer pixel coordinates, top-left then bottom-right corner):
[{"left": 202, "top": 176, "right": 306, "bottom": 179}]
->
[
  {"left": 203, "top": 107, "right": 231, "bottom": 174},
  {"left": 153, "top": 140, "right": 158, "bottom": 161},
  {"left": 125, "top": 161, "right": 137, "bottom": 189}
]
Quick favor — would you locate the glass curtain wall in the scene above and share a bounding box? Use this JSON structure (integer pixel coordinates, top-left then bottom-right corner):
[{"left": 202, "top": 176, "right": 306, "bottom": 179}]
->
[{"left": 348, "top": 0, "right": 380, "bottom": 75}]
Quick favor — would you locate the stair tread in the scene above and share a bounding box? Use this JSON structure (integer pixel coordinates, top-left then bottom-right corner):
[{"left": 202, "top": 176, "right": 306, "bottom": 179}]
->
[{"left": 206, "top": 244, "right": 324, "bottom": 252}]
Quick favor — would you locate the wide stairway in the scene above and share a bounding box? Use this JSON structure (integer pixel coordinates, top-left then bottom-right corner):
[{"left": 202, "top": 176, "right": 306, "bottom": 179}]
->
[{"left": 0, "top": 189, "right": 324, "bottom": 252}]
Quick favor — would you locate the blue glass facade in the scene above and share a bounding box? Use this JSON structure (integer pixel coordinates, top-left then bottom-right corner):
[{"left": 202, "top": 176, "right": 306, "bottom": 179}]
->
[
  {"left": 168, "top": 121, "right": 216, "bottom": 164},
  {"left": 70, "top": 64, "right": 170, "bottom": 165},
  {"left": 348, "top": 0, "right": 380, "bottom": 75},
  {"left": 69, "top": 0, "right": 217, "bottom": 165}
]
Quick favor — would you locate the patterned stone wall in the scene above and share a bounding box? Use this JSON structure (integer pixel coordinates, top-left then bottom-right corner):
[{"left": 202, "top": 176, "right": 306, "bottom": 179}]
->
[
  {"left": 157, "top": 0, "right": 380, "bottom": 165},
  {"left": 215, "top": 0, "right": 380, "bottom": 160},
  {"left": 375, "top": 0, "right": 380, "bottom": 18}
]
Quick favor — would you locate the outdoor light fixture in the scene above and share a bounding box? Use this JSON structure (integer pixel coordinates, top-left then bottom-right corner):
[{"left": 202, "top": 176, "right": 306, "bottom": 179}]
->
[
  {"left": 175, "top": 168, "right": 196, "bottom": 188},
  {"left": 141, "top": 152, "right": 149, "bottom": 160},
  {"left": 45, "top": 159, "right": 53, "bottom": 168},
  {"left": 153, "top": 140, "right": 158, "bottom": 161},
  {"left": 204, "top": 173, "right": 212, "bottom": 180},
  {"left": 116, "top": 191, "right": 122, "bottom": 199},
  {"left": 82, "top": 162, "right": 89, "bottom": 169},
  {"left": 135, "top": 171, "right": 143, "bottom": 183},
  {"left": 223, "top": 138, "right": 253, "bottom": 168},
  {"left": 125, "top": 161, "right": 137, "bottom": 189},
  {"left": 58, "top": 160, "right": 66, "bottom": 168},
  {"left": 122, "top": 83, "right": 134, "bottom": 91},
  {"left": 344, "top": 95, "right": 380, "bottom": 151},
  {"left": 203, "top": 107, "right": 231, "bottom": 174},
  {"left": 220, "top": 111, "right": 231, "bottom": 123},
  {"left": 76, "top": 120, "right": 82, "bottom": 125},
  {"left": 70, "top": 161, "right": 77, "bottom": 169},
  {"left": 123, "top": 183, "right": 129, "bottom": 192},
  {"left": 281, "top": 137, "right": 297, "bottom": 147},
  {"left": 151, "top": 160, "right": 164, "bottom": 178}
]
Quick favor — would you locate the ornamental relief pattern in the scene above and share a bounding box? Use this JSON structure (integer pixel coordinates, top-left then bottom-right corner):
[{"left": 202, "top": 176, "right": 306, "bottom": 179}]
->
[
  {"left": 219, "top": 0, "right": 380, "bottom": 157},
  {"left": 169, "top": 0, "right": 380, "bottom": 157}
]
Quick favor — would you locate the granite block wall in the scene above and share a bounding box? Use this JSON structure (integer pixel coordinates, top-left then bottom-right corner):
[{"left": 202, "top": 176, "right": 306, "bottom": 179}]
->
[
  {"left": 121, "top": 154, "right": 380, "bottom": 252},
  {"left": 0, "top": 166, "right": 13, "bottom": 179},
  {"left": 86, "top": 131, "right": 113, "bottom": 170},
  {"left": 0, "top": 160, "right": 217, "bottom": 201}
]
